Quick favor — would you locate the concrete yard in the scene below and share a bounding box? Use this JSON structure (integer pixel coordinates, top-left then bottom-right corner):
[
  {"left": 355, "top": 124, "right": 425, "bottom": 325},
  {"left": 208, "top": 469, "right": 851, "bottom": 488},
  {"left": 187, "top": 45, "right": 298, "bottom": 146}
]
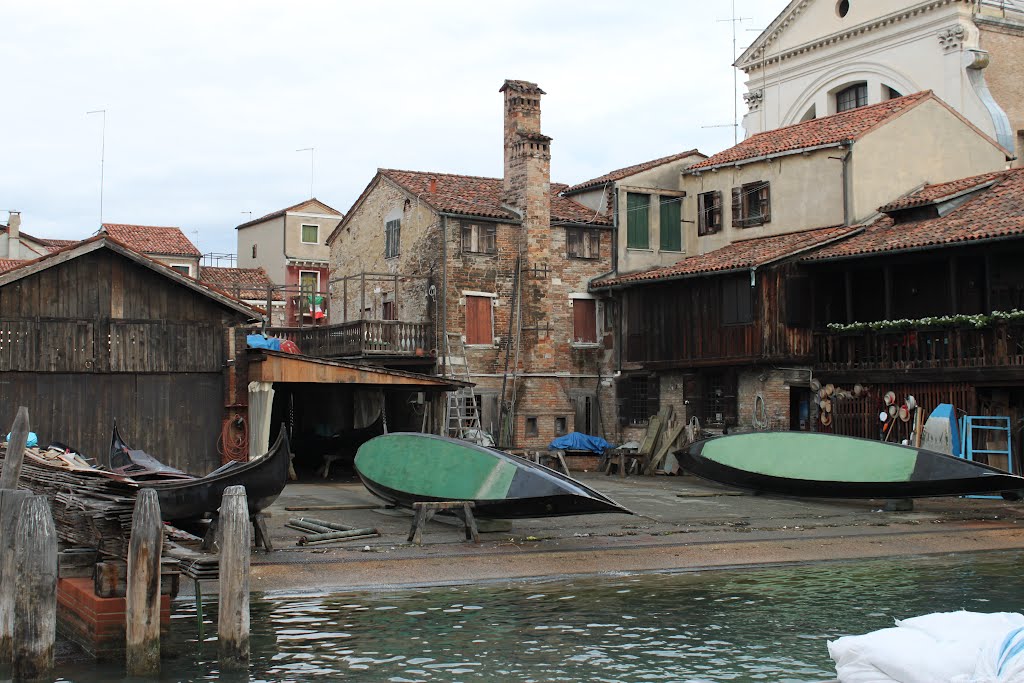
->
[{"left": 244, "top": 472, "right": 1024, "bottom": 594}]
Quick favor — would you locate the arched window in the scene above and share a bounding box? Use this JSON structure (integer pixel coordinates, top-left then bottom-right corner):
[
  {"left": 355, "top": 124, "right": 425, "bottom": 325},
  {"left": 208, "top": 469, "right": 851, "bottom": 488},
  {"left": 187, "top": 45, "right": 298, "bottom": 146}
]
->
[{"left": 836, "top": 83, "right": 868, "bottom": 112}]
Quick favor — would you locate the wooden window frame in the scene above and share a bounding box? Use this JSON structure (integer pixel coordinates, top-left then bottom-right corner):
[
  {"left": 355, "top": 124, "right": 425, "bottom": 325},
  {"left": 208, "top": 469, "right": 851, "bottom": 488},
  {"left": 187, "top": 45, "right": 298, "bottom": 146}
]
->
[
  {"left": 464, "top": 293, "right": 495, "bottom": 346},
  {"left": 300, "top": 223, "right": 319, "bottom": 244},
  {"left": 731, "top": 181, "right": 771, "bottom": 228},
  {"left": 697, "top": 190, "right": 722, "bottom": 236},
  {"left": 659, "top": 195, "right": 683, "bottom": 251},
  {"left": 836, "top": 83, "right": 868, "bottom": 113},
  {"left": 721, "top": 274, "right": 755, "bottom": 326},
  {"left": 571, "top": 296, "right": 599, "bottom": 345},
  {"left": 567, "top": 227, "right": 600, "bottom": 260},
  {"left": 461, "top": 223, "right": 497, "bottom": 255},
  {"left": 385, "top": 218, "right": 401, "bottom": 259},
  {"left": 626, "top": 192, "right": 650, "bottom": 249}
]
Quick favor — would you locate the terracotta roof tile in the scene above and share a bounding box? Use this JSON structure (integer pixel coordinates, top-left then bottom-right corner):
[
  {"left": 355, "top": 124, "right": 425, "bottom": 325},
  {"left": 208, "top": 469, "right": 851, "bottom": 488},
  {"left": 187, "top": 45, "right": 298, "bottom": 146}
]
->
[
  {"left": 377, "top": 169, "right": 611, "bottom": 226},
  {"left": 877, "top": 170, "right": 1008, "bottom": 212},
  {"left": 40, "top": 238, "right": 79, "bottom": 252},
  {"left": 565, "top": 149, "right": 705, "bottom": 194},
  {"left": 689, "top": 92, "right": 934, "bottom": 171},
  {"left": 199, "top": 266, "right": 282, "bottom": 301},
  {"left": 236, "top": 198, "right": 343, "bottom": 230},
  {"left": 594, "top": 225, "right": 858, "bottom": 287},
  {"left": 101, "top": 224, "right": 201, "bottom": 257},
  {"left": 805, "top": 168, "right": 1024, "bottom": 261},
  {"left": 0, "top": 259, "right": 23, "bottom": 274}
]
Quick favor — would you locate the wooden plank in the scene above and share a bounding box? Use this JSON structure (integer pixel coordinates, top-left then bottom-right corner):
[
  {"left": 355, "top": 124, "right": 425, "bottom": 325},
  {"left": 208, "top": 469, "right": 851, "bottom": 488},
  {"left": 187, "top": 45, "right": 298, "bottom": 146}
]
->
[{"left": 646, "top": 422, "right": 686, "bottom": 474}]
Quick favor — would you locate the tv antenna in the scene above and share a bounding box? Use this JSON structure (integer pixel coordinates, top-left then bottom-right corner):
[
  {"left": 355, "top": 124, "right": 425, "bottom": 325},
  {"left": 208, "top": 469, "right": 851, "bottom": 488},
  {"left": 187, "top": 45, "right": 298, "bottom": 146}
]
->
[
  {"left": 297, "top": 147, "right": 314, "bottom": 198},
  {"left": 701, "top": 1, "right": 750, "bottom": 145},
  {"left": 86, "top": 109, "right": 107, "bottom": 227}
]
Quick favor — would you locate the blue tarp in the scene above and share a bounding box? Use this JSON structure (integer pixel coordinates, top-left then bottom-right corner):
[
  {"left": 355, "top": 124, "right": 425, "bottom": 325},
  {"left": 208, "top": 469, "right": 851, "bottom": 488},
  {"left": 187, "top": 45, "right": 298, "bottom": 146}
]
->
[
  {"left": 247, "top": 334, "right": 283, "bottom": 351},
  {"left": 548, "top": 432, "right": 613, "bottom": 454}
]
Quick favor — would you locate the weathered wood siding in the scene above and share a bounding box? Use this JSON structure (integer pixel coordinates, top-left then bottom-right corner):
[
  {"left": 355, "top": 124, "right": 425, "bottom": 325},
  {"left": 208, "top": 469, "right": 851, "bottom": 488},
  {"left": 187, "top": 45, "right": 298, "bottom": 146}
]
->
[
  {"left": 623, "top": 266, "right": 812, "bottom": 367},
  {"left": 0, "top": 250, "right": 246, "bottom": 474}
]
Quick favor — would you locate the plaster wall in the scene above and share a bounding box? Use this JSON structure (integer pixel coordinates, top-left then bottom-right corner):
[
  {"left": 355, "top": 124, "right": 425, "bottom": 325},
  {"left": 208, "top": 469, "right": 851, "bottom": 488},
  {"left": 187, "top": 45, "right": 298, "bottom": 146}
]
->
[
  {"left": 850, "top": 98, "right": 1009, "bottom": 221},
  {"left": 237, "top": 217, "right": 286, "bottom": 284},
  {"left": 681, "top": 150, "right": 845, "bottom": 256},
  {"left": 284, "top": 213, "right": 338, "bottom": 262}
]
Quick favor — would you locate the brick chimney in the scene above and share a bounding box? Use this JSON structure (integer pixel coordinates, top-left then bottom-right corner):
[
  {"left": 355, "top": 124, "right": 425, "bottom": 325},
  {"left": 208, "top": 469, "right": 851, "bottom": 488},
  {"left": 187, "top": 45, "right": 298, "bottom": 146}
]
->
[
  {"left": 500, "top": 79, "right": 551, "bottom": 235},
  {"left": 6, "top": 211, "right": 20, "bottom": 259}
]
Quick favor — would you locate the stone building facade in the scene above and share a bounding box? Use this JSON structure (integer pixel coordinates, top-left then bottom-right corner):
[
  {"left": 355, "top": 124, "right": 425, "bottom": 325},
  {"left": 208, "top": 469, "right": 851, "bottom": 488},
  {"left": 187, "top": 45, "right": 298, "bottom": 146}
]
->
[{"left": 327, "top": 80, "right": 616, "bottom": 453}]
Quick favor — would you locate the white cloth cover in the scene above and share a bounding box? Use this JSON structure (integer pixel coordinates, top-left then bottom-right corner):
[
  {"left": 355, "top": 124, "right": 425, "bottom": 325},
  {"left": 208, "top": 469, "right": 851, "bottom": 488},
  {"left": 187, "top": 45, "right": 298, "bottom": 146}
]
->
[
  {"left": 248, "top": 381, "right": 275, "bottom": 459},
  {"left": 829, "top": 611, "right": 1024, "bottom": 683}
]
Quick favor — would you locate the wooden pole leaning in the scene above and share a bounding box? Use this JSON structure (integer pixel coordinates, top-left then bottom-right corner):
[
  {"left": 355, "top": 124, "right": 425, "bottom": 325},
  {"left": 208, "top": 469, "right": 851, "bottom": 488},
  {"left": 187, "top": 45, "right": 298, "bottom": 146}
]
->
[
  {"left": 12, "top": 495, "right": 57, "bottom": 681},
  {"left": 126, "top": 488, "right": 162, "bottom": 676},
  {"left": 0, "top": 407, "right": 30, "bottom": 491},
  {"left": 218, "top": 485, "right": 250, "bottom": 670}
]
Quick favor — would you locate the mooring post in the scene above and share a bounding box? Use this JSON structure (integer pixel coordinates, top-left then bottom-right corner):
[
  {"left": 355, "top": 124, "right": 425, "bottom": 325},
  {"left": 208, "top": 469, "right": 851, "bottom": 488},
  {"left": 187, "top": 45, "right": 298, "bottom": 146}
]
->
[
  {"left": 12, "top": 495, "right": 57, "bottom": 680},
  {"left": 218, "top": 485, "right": 250, "bottom": 669},
  {"left": 126, "top": 488, "right": 162, "bottom": 676},
  {"left": 0, "top": 407, "right": 30, "bottom": 491},
  {"left": 0, "top": 488, "right": 29, "bottom": 662}
]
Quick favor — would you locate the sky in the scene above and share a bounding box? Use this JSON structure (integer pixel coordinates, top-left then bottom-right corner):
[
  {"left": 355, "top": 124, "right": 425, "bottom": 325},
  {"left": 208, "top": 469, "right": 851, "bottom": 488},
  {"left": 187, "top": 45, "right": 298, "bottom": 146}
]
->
[{"left": 1, "top": 0, "right": 789, "bottom": 257}]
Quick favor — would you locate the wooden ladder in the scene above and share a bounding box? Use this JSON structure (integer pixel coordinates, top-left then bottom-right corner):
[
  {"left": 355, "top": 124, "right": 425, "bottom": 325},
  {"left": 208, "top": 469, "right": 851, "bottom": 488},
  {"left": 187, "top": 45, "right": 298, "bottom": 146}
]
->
[{"left": 444, "top": 333, "right": 481, "bottom": 438}]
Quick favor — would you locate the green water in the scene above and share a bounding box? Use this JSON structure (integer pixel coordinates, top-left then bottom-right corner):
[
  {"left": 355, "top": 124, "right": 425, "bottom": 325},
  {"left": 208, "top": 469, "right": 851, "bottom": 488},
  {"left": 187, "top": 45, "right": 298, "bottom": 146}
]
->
[{"left": 27, "top": 551, "right": 1024, "bottom": 682}]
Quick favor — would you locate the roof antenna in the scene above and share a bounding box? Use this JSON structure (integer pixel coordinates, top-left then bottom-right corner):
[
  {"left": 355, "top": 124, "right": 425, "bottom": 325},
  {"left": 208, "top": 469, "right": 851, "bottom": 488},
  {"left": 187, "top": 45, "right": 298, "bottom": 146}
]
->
[
  {"left": 702, "top": 1, "right": 751, "bottom": 145},
  {"left": 87, "top": 109, "right": 107, "bottom": 229}
]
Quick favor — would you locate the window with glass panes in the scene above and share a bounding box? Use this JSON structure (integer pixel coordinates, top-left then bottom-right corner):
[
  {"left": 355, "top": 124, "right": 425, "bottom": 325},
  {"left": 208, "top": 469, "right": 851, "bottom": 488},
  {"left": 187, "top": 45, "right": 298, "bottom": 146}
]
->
[
  {"left": 301, "top": 224, "right": 319, "bottom": 244},
  {"left": 836, "top": 83, "right": 868, "bottom": 112}
]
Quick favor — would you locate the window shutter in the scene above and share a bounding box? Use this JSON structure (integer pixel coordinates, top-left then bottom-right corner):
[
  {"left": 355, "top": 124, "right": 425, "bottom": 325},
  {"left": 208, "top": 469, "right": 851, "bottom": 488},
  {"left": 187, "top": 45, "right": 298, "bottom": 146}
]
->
[
  {"left": 759, "top": 183, "right": 771, "bottom": 224},
  {"left": 462, "top": 225, "right": 473, "bottom": 252},
  {"left": 466, "top": 296, "right": 493, "bottom": 345},
  {"left": 712, "top": 191, "right": 723, "bottom": 231},
  {"left": 572, "top": 299, "right": 597, "bottom": 343},
  {"left": 573, "top": 395, "right": 587, "bottom": 435},
  {"left": 659, "top": 196, "right": 682, "bottom": 251},
  {"left": 731, "top": 187, "right": 743, "bottom": 227},
  {"left": 626, "top": 193, "right": 650, "bottom": 249},
  {"left": 697, "top": 193, "right": 707, "bottom": 236}
]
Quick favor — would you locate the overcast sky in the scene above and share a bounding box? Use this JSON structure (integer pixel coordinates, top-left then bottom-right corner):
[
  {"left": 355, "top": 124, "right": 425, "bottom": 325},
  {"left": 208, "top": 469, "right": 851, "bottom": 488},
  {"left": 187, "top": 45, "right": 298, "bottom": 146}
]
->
[{"left": 2, "top": 1, "right": 788, "bottom": 257}]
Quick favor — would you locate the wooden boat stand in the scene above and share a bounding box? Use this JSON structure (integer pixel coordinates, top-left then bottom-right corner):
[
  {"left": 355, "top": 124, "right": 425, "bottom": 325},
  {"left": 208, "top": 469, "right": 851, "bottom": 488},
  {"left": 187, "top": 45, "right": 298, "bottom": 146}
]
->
[
  {"left": 407, "top": 501, "right": 480, "bottom": 545},
  {"left": 201, "top": 511, "right": 273, "bottom": 552},
  {"left": 524, "top": 450, "right": 571, "bottom": 476}
]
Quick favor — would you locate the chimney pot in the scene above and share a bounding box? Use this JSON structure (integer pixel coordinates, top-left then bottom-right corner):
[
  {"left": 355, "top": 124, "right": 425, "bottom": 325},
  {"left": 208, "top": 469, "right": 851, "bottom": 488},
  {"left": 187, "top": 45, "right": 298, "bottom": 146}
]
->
[{"left": 428, "top": 178, "right": 437, "bottom": 193}]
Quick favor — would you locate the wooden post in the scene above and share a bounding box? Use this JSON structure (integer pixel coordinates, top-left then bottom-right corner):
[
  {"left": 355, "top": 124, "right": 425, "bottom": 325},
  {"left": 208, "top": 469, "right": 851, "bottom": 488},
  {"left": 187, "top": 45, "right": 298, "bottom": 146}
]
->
[
  {"left": 0, "top": 489, "right": 29, "bottom": 662},
  {"left": 126, "top": 488, "right": 162, "bottom": 676},
  {"left": 0, "top": 407, "right": 31, "bottom": 491},
  {"left": 13, "top": 495, "right": 57, "bottom": 681},
  {"left": 218, "top": 485, "right": 250, "bottom": 669}
]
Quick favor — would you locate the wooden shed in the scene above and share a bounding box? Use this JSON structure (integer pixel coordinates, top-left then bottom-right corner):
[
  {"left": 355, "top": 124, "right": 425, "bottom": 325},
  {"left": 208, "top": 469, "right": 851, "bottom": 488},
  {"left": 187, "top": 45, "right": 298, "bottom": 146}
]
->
[{"left": 0, "top": 236, "right": 260, "bottom": 473}]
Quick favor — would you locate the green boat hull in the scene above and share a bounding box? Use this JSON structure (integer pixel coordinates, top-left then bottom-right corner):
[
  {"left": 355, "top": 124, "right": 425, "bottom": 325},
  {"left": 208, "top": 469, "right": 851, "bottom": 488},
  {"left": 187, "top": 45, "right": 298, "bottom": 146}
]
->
[
  {"left": 679, "top": 432, "right": 1024, "bottom": 499},
  {"left": 355, "top": 433, "right": 631, "bottom": 518}
]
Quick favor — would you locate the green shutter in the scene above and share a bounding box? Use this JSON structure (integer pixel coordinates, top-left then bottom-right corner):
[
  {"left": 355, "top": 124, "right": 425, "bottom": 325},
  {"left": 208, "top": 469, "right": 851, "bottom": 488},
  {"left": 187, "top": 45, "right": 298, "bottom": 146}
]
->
[
  {"left": 659, "top": 196, "right": 682, "bottom": 251},
  {"left": 626, "top": 193, "right": 649, "bottom": 249}
]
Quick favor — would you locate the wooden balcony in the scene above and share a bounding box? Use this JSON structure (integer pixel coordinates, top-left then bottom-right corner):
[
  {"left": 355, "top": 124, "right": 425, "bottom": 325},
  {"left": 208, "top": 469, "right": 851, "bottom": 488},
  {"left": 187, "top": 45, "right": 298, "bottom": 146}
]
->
[
  {"left": 267, "top": 320, "right": 435, "bottom": 360},
  {"left": 814, "top": 323, "right": 1024, "bottom": 379}
]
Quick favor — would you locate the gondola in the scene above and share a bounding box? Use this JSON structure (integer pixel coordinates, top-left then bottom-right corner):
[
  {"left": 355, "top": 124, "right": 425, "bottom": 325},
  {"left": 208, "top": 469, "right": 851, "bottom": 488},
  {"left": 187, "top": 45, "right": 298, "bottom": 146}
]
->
[
  {"left": 110, "top": 423, "right": 194, "bottom": 481},
  {"left": 112, "top": 425, "right": 292, "bottom": 521},
  {"left": 678, "top": 431, "right": 1024, "bottom": 499},
  {"left": 354, "top": 432, "right": 632, "bottom": 518}
]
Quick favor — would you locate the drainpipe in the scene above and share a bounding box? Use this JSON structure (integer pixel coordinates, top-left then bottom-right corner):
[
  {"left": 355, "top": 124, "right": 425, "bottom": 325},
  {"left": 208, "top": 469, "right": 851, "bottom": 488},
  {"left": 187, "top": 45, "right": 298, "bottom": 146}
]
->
[
  {"left": 612, "top": 189, "right": 623, "bottom": 374},
  {"left": 440, "top": 214, "right": 448, "bottom": 376}
]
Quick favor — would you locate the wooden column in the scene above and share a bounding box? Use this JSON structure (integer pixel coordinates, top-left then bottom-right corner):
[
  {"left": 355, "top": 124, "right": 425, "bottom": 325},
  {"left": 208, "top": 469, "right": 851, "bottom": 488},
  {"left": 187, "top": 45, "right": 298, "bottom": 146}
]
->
[
  {"left": 0, "top": 489, "right": 29, "bottom": 662},
  {"left": 218, "top": 485, "right": 250, "bottom": 669},
  {"left": 0, "top": 407, "right": 30, "bottom": 491},
  {"left": 13, "top": 495, "right": 57, "bottom": 681},
  {"left": 126, "top": 488, "right": 162, "bottom": 676}
]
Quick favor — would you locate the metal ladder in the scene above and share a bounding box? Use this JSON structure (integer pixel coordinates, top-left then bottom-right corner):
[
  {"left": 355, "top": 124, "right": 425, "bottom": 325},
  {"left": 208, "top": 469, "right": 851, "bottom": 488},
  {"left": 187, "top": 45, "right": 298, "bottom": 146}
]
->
[
  {"left": 444, "top": 332, "right": 481, "bottom": 438},
  {"left": 960, "top": 415, "right": 1014, "bottom": 499}
]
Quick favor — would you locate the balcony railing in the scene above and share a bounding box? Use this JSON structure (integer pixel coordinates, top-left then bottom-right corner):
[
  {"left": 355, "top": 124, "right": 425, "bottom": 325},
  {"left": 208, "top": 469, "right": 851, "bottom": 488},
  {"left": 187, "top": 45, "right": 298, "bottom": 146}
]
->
[
  {"left": 267, "top": 320, "right": 435, "bottom": 360},
  {"left": 815, "top": 323, "right": 1024, "bottom": 372}
]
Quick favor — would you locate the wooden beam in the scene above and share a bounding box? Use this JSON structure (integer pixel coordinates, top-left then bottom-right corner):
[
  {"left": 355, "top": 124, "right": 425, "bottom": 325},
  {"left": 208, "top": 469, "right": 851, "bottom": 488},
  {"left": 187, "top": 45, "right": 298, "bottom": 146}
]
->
[{"left": 248, "top": 353, "right": 462, "bottom": 388}]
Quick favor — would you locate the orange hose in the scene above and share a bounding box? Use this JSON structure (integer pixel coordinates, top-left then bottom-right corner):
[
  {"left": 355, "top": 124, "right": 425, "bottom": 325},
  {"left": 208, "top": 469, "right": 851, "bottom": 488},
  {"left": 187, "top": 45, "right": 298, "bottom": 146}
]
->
[{"left": 218, "top": 413, "right": 249, "bottom": 464}]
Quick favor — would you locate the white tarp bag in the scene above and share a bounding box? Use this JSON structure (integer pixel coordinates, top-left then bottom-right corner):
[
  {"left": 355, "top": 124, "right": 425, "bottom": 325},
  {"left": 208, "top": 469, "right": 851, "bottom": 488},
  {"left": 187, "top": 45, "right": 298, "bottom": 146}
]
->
[{"left": 828, "top": 611, "right": 1024, "bottom": 683}]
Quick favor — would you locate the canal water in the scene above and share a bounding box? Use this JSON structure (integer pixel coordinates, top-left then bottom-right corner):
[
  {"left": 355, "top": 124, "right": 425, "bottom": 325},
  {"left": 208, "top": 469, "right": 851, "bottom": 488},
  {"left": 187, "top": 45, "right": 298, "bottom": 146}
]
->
[{"left": 27, "top": 550, "right": 1024, "bottom": 682}]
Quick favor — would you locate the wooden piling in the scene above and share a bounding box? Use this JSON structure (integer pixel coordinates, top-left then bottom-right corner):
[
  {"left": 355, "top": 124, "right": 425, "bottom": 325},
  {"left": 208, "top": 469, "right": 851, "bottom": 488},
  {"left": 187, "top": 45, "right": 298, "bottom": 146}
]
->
[
  {"left": 13, "top": 495, "right": 57, "bottom": 681},
  {"left": 0, "top": 406, "right": 30, "bottom": 491},
  {"left": 218, "top": 485, "right": 250, "bottom": 669},
  {"left": 0, "top": 489, "right": 29, "bottom": 662},
  {"left": 126, "top": 488, "right": 162, "bottom": 676}
]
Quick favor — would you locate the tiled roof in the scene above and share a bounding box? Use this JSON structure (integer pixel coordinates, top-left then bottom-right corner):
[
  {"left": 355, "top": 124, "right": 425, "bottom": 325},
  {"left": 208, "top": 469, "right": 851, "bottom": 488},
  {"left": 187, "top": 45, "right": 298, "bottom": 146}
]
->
[
  {"left": 236, "top": 198, "right": 343, "bottom": 230},
  {"left": 101, "top": 224, "right": 202, "bottom": 257},
  {"left": 0, "top": 259, "right": 23, "bottom": 274},
  {"left": 593, "top": 225, "right": 859, "bottom": 287},
  {"left": 40, "top": 238, "right": 79, "bottom": 252},
  {"left": 377, "top": 169, "right": 612, "bottom": 226},
  {"left": 877, "top": 170, "right": 1007, "bottom": 212},
  {"left": 805, "top": 168, "right": 1024, "bottom": 261},
  {"left": 689, "top": 92, "right": 934, "bottom": 171},
  {"left": 499, "top": 79, "right": 545, "bottom": 96},
  {"left": 199, "top": 266, "right": 282, "bottom": 301},
  {"left": 564, "top": 149, "right": 705, "bottom": 194}
]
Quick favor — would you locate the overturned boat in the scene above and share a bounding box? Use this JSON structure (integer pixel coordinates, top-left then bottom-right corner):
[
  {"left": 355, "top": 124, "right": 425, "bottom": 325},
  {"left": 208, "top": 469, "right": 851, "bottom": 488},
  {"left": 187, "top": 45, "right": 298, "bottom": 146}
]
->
[
  {"left": 679, "top": 432, "right": 1024, "bottom": 499},
  {"left": 112, "top": 425, "right": 292, "bottom": 521},
  {"left": 355, "top": 433, "right": 632, "bottom": 518}
]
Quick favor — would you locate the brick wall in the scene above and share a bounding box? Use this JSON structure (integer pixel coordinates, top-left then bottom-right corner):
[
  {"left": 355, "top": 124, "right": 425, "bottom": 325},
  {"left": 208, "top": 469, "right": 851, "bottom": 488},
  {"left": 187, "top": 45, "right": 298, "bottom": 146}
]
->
[
  {"left": 980, "top": 21, "right": 1024, "bottom": 166},
  {"left": 736, "top": 367, "right": 802, "bottom": 432}
]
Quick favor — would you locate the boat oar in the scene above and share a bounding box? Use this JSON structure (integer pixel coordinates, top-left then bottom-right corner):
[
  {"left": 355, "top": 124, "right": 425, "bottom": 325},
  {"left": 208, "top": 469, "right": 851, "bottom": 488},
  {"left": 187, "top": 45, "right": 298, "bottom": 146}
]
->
[
  {"left": 297, "top": 528, "right": 379, "bottom": 546},
  {"left": 294, "top": 517, "right": 355, "bottom": 532},
  {"left": 300, "top": 533, "right": 380, "bottom": 547}
]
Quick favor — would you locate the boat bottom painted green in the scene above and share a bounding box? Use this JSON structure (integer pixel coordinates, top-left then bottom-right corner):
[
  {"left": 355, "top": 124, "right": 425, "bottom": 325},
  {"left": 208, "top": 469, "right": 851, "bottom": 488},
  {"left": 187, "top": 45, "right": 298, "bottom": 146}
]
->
[
  {"left": 355, "top": 433, "right": 631, "bottom": 518},
  {"left": 678, "top": 432, "right": 1024, "bottom": 499}
]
